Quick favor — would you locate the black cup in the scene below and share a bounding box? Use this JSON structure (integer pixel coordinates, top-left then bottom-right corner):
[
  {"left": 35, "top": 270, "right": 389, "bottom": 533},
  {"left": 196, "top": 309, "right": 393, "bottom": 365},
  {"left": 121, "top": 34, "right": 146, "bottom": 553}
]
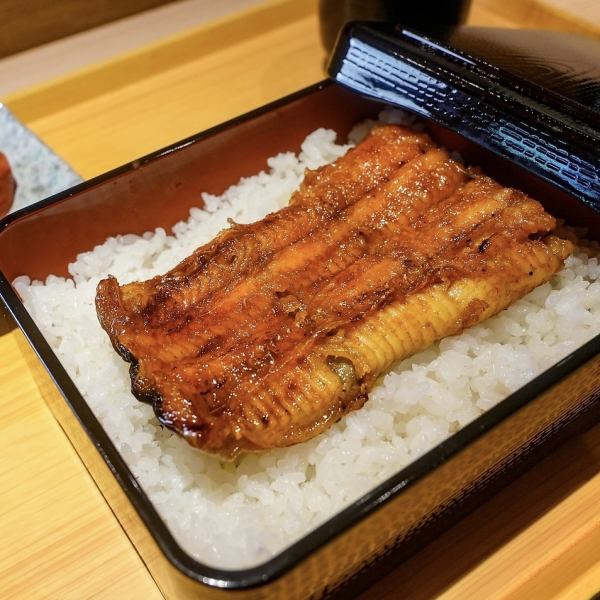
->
[{"left": 319, "top": 0, "right": 472, "bottom": 53}]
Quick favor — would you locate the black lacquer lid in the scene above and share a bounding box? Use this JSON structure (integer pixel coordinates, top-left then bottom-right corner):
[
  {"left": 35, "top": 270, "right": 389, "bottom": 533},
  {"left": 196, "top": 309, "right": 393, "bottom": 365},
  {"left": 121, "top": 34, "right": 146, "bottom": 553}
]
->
[{"left": 328, "top": 23, "right": 600, "bottom": 210}]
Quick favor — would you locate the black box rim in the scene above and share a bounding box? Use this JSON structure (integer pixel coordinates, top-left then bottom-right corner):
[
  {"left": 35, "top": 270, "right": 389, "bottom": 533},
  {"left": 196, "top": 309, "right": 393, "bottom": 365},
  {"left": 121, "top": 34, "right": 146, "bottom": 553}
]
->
[{"left": 1, "top": 79, "right": 599, "bottom": 591}]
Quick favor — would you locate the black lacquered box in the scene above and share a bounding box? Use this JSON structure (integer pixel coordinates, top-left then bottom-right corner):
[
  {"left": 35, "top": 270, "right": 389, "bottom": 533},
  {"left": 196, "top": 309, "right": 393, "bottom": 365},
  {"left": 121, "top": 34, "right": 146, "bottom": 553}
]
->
[{"left": 1, "top": 24, "right": 598, "bottom": 599}]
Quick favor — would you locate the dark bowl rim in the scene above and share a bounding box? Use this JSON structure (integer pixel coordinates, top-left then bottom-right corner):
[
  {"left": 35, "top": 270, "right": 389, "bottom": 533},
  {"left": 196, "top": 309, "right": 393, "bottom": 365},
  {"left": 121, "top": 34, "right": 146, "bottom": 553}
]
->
[{"left": 1, "top": 79, "right": 599, "bottom": 591}]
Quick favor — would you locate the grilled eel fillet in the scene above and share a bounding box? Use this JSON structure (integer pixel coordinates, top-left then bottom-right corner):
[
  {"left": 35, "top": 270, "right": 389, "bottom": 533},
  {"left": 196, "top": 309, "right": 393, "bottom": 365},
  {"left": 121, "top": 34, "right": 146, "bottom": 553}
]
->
[{"left": 96, "top": 124, "right": 573, "bottom": 459}]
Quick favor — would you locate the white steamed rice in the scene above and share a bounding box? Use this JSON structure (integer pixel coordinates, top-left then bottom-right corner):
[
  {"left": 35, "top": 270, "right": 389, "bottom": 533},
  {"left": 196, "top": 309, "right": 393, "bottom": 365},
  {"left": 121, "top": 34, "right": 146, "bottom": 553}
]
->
[{"left": 14, "top": 114, "right": 600, "bottom": 568}]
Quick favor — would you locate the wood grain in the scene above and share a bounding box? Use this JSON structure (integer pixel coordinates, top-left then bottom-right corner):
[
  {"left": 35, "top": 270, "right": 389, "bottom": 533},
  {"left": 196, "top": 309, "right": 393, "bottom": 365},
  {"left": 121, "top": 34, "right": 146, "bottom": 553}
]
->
[
  {"left": 477, "top": 0, "right": 600, "bottom": 36},
  {"left": 0, "top": 309, "right": 163, "bottom": 600},
  {"left": 0, "top": 0, "right": 180, "bottom": 58},
  {"left": 0, "top": 1, "right": 599, "bottom": 599},
  {"left": 0, "top": 0, "right": 261, "bottom": 97}
]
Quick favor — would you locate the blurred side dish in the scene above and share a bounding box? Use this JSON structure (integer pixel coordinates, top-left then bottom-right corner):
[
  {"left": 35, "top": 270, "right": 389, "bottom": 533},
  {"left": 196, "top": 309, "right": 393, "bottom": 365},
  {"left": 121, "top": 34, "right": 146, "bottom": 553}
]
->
[{"left": 0, "top": 152, "right": 16, "bottom": 217}]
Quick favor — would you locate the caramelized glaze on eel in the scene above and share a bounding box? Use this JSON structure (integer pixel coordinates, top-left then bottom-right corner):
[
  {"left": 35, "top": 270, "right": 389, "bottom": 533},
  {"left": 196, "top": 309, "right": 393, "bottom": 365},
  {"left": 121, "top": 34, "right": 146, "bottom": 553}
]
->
[{"left": 96, "top": 125, "right": 572, "bottom": 459}]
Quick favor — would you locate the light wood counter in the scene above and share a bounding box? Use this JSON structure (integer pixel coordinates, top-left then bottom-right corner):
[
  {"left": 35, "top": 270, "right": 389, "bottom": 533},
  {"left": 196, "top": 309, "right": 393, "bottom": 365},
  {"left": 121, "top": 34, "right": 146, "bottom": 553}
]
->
[{"left": 1, "top": 1, "right": 599, "bottom": 598}]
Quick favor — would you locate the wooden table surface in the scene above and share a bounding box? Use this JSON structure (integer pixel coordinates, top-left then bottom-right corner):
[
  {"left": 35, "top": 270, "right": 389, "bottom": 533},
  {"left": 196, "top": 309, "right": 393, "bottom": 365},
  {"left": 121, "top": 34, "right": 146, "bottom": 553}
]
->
[{"left": 1, "top": 1, "right": 599, "bottom": 598}]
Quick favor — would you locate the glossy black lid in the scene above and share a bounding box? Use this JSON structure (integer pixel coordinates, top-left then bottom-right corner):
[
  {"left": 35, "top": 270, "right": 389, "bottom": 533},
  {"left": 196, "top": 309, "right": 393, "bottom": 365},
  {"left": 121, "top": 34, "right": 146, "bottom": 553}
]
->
[
  {"left": 445, "top": 28, "right": 600, "bottom": 115},
  {"left": 328, "top": 23, "right": 600, "bottom": 210}
]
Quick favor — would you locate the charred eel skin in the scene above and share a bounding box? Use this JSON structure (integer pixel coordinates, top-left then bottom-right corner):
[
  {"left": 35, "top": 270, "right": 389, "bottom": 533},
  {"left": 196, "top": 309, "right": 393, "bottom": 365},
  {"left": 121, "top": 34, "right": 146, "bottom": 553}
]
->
[{"left": 96, "top": 125, "right": 572, "bottom": 459}]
